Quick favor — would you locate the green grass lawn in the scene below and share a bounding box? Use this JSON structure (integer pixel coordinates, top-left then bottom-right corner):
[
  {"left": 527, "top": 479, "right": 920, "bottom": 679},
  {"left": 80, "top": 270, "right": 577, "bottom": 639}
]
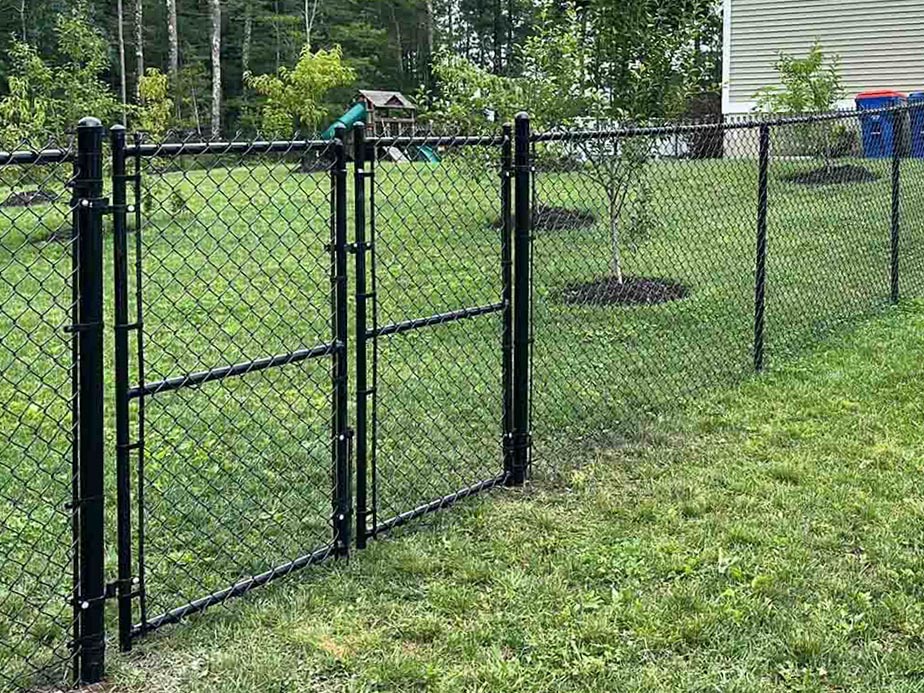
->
[
  {"left": 105, "top": 300, "right": 924, "bottom": 692},
  {"left": 2, "top": 144, "right": 924, "bottom": 689}
]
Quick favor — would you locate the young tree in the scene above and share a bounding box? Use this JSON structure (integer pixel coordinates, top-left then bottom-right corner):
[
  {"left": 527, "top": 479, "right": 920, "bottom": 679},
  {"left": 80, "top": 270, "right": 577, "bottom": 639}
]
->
[
  {"left": 246, "top": 43, "right": 355, "bottom": 136},
  {"left": 135, "top": 68, "right": 174, "bottom": 139},
  {"left": 754, "top": 42, "right": 844, "bottom": 115},
  {"left": 0, "top": 8, "right": 120, "bottom": 145},
  {"left": 576, "top": 135, "right": 652, "bottom": 285},
  {"left": 754, "top": 42, "right": 848, "bottom": 165},
  {"left": 210, "top": 0, "right": 222, "bottom": 135}
]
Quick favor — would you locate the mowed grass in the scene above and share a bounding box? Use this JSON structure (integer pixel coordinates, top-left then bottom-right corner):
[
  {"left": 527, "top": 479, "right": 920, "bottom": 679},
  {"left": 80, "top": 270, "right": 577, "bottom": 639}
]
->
[
  {"left": 1, "top": 144, "right": 924, "bottom": 689},
  {"left": 107, "top": 300, "right": 924, "bottom": 692}
]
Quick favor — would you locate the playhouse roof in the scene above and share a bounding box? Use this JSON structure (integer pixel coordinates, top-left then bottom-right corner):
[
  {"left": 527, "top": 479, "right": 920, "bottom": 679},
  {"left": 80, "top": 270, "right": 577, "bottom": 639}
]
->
[{"left": 358, "top": 90, "right": 417, "bottom": 110}]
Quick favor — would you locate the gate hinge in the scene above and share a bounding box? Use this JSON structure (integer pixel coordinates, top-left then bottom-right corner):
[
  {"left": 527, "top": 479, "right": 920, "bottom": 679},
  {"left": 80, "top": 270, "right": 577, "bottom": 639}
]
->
[
  {"left": 347, "top": 241, "right": 374, "bottom": 254},
  {"left": 71, "top": 577, "right": 140, "bottom": 610},
  {"left": 77, "top": 196, "right": 110, "bottom": 211}
]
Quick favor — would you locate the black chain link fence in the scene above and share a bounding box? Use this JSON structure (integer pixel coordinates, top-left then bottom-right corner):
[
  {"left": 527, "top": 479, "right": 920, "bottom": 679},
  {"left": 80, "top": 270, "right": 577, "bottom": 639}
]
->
[
  {"left": 2, "top": 106, "right": 923, "bottom": 689},
  {"left": 530, "top": 108, "right": 924, "bottom": 472},
  {"left": 0, "top": 140, "right": 80, "bottom": 690}
]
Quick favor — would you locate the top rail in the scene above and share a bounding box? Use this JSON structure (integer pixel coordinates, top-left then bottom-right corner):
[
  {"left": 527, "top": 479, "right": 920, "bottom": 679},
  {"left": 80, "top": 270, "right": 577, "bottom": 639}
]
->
[
  {"left": 0, "top": 148, "right": 75, "bottom": 166},
  {"left": 367, "top": 134, "right": 508, "bottom": 149},
  {"left": 125, "top": 138, "right": 334, "bottom": 159}
]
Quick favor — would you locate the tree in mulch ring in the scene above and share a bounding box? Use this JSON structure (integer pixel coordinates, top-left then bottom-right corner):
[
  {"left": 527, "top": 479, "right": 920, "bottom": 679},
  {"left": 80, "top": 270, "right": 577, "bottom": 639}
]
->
[
  {"left": 783, "top": 164, "right": 879, "bottom": 187},
  {"left": 2, "top": 190, "right": 60, "bottom": 207},
  {"left": 560, "top": 276, "right": 689, "bottom": 306}
]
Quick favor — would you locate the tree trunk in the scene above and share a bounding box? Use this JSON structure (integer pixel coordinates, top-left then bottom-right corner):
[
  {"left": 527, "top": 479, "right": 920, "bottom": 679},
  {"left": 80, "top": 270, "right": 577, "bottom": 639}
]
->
[
  {"left": 424, "top": 0, "right": 434, "bottom": 87},
  {"left": 306, "top": 0, "right": 319, "bottom": 46},
  {"left": 274, "top": 0, "right": 281, "bottom": 69},
  {"left": 166, "top": 0, "right": 179, "bottom": 78},
  {"left": 117, "top": 0, "right": 128, "bottom": 121},
  {"left": 210, "top": 0, "right": 222, "bottom": 137},
  {"left": 493, "top": 0, "right": 503, "bottom": 74},
  {"left": 19, "top": 0, "right": 26, "bottom": 41},
  {"left": 242, "top": 0, "right": 252, "bottom": 77},
  {"left": 391, "top": 7, "right": 404, "bottom": 80},
  {"left": 134, "top": 0, "right": 145, "bottom": 97},
  {"left": 609, "top": 195, "right": 624, "bottom": 284}
]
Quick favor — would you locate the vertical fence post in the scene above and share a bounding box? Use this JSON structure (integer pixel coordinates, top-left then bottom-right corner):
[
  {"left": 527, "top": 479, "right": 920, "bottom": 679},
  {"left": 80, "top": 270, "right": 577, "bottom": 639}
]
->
[
  {"left": 353, "top": 122, "right": 369, "bottom": 550},
  {"left": 510, "top": 113, "right": 531, "bottom": 486},
  {"left": 74, "top": 117, "right": 106, "bottom": 683},
  {"left": 501, "top": 124, "right": 514, "bottom": 479},
  {"left": 110, "top": 125, "right": 134, "bottom": 653},
  {"left": 891, "top": 110, "right": 903, "bottom": 304},
  {"left": 332, "top": 125, "right": 352, "bottom": 555},
  {"left": 754, "top": 123, "right": 770, "bottom": 373}
]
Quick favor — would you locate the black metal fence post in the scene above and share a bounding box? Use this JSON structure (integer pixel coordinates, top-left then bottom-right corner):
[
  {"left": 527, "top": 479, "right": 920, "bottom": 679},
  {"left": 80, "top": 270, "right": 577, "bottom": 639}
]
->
[
  {"left": 74, "top": 116, "right": 107, "bottom": 684},
  {"left": 891, "top": 110, "right": 903, "bottom": 304},
  {"left": 501, "top": 124, "right": 514, "bottom": 479},
  {"left": 110, "top": 124, "right": 135, "bottom": 653},
  {"left": 754, "top": 123, "right": 770, "bottom": 373},
  {"left": 353, "top": 122, "right": 370, "bottom": 550},
  {"left": 510, "top": 113, "right": 531, "bottom": 486},
  {"left": 332, "top": 125, "right": 352, "bottom": 555}
]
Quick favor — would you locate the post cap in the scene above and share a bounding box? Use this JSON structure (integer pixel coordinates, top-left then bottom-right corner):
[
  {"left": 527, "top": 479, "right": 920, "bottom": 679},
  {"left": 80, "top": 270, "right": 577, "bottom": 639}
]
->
[
  {"left": 515, "top": 112, "right": 530, "bottom": 121},
  {"left": 78, "top": 116, "right": 103, "bottom": 129},
  {"left": 110, "top": 124, "right": 126, "bottom": 132}
]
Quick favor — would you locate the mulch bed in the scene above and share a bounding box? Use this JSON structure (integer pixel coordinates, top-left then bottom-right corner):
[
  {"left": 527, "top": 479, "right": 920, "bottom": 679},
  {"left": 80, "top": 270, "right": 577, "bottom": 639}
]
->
[
  {"left": 783, "top": 165, "right": 879, "bottom": 187},
  {"left": 493, "top": 204, "right": 596, "bottom": 231},
  {"left": 2, "top": 189, "right": 60, "bottom": 207},
  {"left": 560, "top": 276, "right": 689, "bottom": 306}
]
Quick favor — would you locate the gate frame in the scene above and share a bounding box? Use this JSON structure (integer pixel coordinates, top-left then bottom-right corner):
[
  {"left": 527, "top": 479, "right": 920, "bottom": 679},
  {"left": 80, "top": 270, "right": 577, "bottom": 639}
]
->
[
  {"left": 110, "top": 131, "right": 353, "bottom": 648},
  {"left": 352, "top": 126, "right": 523, "bottom": 547}
]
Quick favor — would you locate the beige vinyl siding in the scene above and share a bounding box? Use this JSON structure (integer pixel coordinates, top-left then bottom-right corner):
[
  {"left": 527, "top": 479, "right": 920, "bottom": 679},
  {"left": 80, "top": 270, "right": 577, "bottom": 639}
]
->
[{"left": 728, "top": 0, "right": 924, "bottom": 110}]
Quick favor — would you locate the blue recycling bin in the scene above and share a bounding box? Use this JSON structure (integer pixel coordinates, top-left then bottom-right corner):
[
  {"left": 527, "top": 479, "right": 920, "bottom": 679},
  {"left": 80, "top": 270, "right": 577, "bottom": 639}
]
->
[
  {"left": 856, "top": 90, "right": 907, "bottom": 158},
  {"left": 909, "top": 92, "right": 924, "bottom": 158}
]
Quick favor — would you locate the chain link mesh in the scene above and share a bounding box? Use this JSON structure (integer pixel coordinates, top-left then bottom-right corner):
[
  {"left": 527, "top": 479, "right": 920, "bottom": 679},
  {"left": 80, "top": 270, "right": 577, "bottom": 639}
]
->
[
  {"left": 125, "top": 134, "right": 341, "bottom": 632},
  {"left": 364, "top": 135, "right": 509, "bottom": 533},
  {"left": 530, "top": 109, "right": 924, "bottom": 474},
  {"left": 0, "top": 140, "right": 79, "bottom": 689}
]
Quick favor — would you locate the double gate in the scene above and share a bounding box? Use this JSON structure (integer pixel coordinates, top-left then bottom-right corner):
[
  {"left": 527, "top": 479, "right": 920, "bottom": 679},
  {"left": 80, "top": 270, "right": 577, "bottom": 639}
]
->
[
  {"left": 107, "top": 122, "right": 531, "bottom": 654},
  {"left": 2, "top": 116, "right": 532, "bottom": 689}
]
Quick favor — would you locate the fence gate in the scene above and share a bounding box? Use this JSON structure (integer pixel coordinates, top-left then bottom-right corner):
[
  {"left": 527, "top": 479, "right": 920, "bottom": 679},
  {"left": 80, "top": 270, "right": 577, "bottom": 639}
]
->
[
  {"left": 110, "top": 129, "right": 352, "bottom": 649},
  {"left": 352, "top": 125, "right": 517, "bottom": 546}
]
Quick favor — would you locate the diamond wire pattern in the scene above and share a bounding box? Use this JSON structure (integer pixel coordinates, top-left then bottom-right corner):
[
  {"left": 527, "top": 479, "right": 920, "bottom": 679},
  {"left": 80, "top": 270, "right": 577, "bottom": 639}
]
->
[
  {"left": 902, "top": 153, "right": 924, "bottom": 297},
  {"left": 765, "top": 118, "right": 892, "bottom": 364},
  {"left": 0, "top": 139, "right": 79, "bottom": 690},
  {"left": 130, "top": 136, "right": 339, "bottom": 627},
  {"left": 529, "top": 112, "right": 924, "bottom": 476},
  {"left": 530, "top": 125, "right": 756, "bottom": 472},
  {"left": 370, "top": 138, "right": 506, "bottom": 528}
]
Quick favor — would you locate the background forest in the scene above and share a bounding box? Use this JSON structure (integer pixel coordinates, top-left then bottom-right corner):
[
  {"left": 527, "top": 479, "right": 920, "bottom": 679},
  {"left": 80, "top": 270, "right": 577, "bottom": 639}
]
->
[{"left": 0, "top": 0, "right": 722, "bottom": 142}]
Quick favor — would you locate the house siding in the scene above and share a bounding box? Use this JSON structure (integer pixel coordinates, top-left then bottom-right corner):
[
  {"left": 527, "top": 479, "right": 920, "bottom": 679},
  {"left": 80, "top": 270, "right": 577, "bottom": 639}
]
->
[{"left": 725, "top": 0, "right": 924, "bottom": 113}]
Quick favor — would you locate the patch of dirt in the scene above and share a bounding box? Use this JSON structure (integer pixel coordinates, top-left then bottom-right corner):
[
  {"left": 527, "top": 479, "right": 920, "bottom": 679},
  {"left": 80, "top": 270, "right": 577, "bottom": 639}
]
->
[
  {"left": 2, "top": 189, "right": 60, "bottom": 207},
  {"left": 783, "top": 164, "right": 879, "bottom": 187},
  {"left": 29, "top": 226, "right": 74, "bottom": 245},
  {"left": 493, "top": 204, "right": 596, "bottom": 232},
  {"left": 560, "top": 276, "right": 689, "bottom": 306},
  {"left": 535, "top": 204, "right": 597, "bottom": 231}
]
